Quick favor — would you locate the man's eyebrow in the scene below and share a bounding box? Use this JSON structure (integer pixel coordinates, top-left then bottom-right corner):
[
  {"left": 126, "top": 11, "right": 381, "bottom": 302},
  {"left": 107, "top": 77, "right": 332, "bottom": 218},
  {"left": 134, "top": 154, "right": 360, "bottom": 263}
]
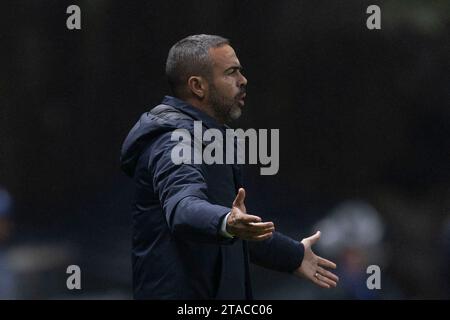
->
[{"left": 224, "top": 65, "right": 243, "bottom": 73}]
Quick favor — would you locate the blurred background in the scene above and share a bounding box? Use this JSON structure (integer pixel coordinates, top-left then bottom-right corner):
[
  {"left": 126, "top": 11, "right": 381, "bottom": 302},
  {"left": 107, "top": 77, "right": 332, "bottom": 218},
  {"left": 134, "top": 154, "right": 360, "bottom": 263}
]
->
[{"left": 1, "top": 0, "right": 449, "bottom": 299}]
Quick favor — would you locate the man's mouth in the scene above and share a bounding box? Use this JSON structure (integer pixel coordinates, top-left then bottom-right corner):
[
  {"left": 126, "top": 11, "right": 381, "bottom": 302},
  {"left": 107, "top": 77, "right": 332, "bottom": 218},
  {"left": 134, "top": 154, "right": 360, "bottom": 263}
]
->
[{"left": 238, "top": 93, "right": 246, "bottom": 105}]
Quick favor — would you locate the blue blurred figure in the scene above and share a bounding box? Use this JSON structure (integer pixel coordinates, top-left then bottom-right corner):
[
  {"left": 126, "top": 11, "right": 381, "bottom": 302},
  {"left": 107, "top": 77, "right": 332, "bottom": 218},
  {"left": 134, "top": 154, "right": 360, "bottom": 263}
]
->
[
  {"left": 313, "top": 200, "right": 403, "bottom": 299},
  {"left": 0, "top": 186, "right": 17, "bottom": 299}
]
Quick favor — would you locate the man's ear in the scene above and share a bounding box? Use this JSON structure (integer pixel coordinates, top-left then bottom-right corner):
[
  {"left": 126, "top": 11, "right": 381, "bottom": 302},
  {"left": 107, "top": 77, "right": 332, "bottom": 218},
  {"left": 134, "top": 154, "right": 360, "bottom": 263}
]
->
[{"left": 187, "top": 76, "right": 207, "bottom": 99}]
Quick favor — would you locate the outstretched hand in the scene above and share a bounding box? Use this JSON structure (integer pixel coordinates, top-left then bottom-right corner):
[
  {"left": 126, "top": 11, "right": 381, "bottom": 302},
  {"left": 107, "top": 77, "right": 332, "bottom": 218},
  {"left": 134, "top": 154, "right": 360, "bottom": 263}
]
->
[
  {"left": 226, "top": 188, "right": 275, "bottom": 241},
  {"left": 294, "top": 231, "right": 339, "bottom": 288}
]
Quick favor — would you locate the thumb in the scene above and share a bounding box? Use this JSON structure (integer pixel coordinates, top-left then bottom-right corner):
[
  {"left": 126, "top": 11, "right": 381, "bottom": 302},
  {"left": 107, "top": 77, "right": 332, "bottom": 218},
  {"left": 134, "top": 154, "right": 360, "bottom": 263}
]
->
[
  {"left": 239, "top": 213, "right": 262, "bottom": 223},
  {"left": 233, "top": 188, "right": 246, "bottom": 207},
  {"left": 304, "top": 231, "right": 321, "bottom": 246}
]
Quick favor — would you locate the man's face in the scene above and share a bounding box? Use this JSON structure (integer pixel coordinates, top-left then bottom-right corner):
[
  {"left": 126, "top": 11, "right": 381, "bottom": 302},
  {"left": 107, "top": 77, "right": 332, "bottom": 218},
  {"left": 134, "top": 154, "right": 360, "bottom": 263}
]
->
[{"left": 206, "top": 44, "right": 247, "bottom": 123}]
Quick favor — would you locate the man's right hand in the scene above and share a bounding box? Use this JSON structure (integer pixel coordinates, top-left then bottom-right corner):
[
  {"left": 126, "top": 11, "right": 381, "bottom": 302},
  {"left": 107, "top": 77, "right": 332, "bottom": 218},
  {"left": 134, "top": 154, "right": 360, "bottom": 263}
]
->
[{"left": 226, "top": 188, "right": 275, "bottom": 241}]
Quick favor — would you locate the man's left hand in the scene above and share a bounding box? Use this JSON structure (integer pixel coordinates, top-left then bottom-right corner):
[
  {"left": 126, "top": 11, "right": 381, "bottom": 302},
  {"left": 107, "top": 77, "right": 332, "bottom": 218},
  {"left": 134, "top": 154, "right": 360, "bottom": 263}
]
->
[{"left": 293, "top": 231, "right": 339, "bottom": 288}]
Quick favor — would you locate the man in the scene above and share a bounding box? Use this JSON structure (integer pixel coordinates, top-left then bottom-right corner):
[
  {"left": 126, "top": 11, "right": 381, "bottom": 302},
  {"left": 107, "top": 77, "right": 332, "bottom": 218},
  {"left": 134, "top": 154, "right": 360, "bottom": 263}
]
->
[{"left": 120, "top": 34, "right": 338, "bottom": 299}]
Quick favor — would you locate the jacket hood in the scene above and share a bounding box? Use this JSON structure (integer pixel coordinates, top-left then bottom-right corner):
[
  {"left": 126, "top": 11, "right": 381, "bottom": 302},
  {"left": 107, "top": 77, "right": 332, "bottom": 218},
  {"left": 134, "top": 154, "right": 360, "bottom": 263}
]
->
[{"left": 120, "top": 104, "right": 193, "bottom": 177}]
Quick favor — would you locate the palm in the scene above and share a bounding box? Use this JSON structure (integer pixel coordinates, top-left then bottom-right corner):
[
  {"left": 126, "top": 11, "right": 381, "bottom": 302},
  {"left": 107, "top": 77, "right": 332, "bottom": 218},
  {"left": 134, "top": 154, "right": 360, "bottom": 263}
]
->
[
  {"left": 226, "top": 188, "right": 274, "bottom": 241},
  {"left": 294, "top": 231, "right": 339, "bottom": 289}
]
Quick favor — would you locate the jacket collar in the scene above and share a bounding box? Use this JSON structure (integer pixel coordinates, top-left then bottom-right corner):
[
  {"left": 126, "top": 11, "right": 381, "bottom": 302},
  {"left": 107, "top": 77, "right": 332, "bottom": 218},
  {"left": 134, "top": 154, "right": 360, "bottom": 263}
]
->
[{"left": 161, "top": 96, "right": 227, "bottom": 131}]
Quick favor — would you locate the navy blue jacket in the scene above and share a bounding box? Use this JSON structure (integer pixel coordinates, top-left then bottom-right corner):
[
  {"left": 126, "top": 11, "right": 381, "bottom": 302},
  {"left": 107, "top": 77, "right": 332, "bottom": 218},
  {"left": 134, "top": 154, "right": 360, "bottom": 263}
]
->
[{"left": 120, "top": 96, "right": 304, "bottom": 299}]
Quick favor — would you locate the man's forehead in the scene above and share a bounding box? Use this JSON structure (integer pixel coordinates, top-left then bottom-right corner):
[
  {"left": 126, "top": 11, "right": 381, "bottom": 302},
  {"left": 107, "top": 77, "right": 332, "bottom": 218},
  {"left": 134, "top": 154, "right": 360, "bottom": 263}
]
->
[{"left": 209, "top": 45, "right": 240, "bottom": 68}]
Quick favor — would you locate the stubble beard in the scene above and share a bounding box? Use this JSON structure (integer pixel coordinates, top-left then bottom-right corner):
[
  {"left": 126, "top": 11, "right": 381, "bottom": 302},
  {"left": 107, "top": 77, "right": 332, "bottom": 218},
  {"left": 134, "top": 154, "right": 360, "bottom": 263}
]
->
[{"left": 208, "top": 84, "right": 243, "bottom": 123}]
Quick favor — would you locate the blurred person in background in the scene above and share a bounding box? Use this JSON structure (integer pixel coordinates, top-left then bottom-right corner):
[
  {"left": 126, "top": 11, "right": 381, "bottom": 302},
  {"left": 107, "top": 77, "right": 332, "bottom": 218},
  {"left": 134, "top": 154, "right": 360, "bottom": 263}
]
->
[
  {"left": 0, "top": 186, "right": 17, "bottom": 299},
  {"left": 313, "top": 200, "right": 403, "bottom": 299}
]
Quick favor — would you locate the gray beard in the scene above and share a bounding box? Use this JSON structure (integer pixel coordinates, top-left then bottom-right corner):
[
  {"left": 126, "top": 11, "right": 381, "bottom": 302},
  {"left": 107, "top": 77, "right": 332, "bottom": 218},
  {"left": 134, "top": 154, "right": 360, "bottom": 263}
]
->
[
  {"left": 228, "top": 104, "right": 242, "bottom": 120},
  {"left": 208, "top": 87, "right": 242, "bottom": 123}
]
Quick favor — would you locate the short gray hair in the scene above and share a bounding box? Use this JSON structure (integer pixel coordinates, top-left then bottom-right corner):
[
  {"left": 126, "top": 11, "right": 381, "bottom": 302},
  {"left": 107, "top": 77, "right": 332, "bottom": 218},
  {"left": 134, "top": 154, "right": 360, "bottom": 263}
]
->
[{"left": 165, "top": 34, "right": 229, "bottom": 97}]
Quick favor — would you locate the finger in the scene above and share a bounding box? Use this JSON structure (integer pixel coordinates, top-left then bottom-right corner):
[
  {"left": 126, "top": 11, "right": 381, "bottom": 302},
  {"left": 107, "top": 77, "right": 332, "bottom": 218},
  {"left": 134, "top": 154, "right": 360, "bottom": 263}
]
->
[
  {"left": 246, "top": 221, "right": 274, "bottom": 229},
  {"left": 233, "top": 188, "right": 246, "bottom": 207},
  {"left": 242, "top": 224, "right": 274, "bottom": 236},
  {"left": 246, "top": 227, "right": 275, "bottom": 237},
  {"left": 315, "top": 272, "right": 337, "bottom": 288},
  {"left": 249, "top": 226, "right": 275, "bottom": 234},
  {"left": 317, "top": 266, "right": 339, "bottom": 282},
  {"left": 306, "top": 231, "right": 321, "bottom": 245},
  {"left": 318, "top": 256, "right": 337, "bottom": 269},
  {"left": 242, "top": 233, "right": 272, "bottom": 241},
  {"left": 238, "top": 228, "right": 274, "bottom": 240},
  {"left": 237, "top": 213, "right": 262, "bottom": 224},
  {"left": 251, "top": 232, "right": 273, "bottom": 241},
  {"left": 311, "top": 275, "right": 330, "bottom": 289},
  {"left": 262, "top": 226, "right": 275, "bottom": 233}
]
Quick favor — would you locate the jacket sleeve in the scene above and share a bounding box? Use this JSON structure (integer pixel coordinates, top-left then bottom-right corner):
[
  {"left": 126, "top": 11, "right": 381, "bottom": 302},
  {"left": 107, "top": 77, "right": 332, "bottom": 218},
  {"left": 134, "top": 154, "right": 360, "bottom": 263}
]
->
[
  {"left": 147, "top": 132, "right": 235, "bottom": 244},
  {"left": 248, "top": 231, "right": 305, "bottom": 273}
]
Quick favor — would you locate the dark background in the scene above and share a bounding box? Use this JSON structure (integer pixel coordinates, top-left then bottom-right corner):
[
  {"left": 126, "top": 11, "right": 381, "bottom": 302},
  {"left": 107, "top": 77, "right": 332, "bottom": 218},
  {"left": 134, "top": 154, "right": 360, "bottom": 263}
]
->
[{"left": 1, "top": 0, "right": 449, "bottom": 299}]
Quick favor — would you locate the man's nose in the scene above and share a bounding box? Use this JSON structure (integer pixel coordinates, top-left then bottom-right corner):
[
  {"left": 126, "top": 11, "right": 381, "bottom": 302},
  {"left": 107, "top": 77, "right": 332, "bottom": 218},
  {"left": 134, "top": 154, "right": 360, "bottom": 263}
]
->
[{"left": 239, "top": 72, "right": 248, "bottom": 87}]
